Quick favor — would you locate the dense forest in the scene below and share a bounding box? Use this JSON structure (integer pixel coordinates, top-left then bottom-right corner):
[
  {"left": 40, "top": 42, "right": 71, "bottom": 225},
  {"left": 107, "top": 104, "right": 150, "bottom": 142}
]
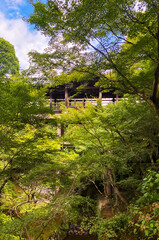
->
[{"left": 0, "top": 0, "right": 159, "bottom": 239}]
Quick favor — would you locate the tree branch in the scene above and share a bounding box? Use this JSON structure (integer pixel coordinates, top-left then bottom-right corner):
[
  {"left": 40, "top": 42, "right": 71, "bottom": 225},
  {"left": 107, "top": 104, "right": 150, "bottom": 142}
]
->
[
  {"left": 0, "top": 177, "right": 11, "bottom": 195},
  {"left": 67, "top": 161, "right": 94, "bottom": 196}
]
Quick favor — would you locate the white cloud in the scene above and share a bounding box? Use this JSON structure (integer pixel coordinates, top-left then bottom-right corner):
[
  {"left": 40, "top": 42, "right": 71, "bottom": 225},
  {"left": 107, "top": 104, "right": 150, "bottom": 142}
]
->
[{"left": 0, "top": 11, "right": 49, "bottom": 69}]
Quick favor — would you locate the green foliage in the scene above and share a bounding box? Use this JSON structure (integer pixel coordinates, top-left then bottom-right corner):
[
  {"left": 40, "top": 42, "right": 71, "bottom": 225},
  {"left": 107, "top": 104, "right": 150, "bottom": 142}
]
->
[
  {"left": 87, "top": 214, "right": 129, "bottom": 240},
  {"left": 127, "top": 169, "right": 159, "bottom": 239},
  {"left": 60, "top": 100, "right": 159, "bottom": 190},
  {"left": 0, "top": 38, "right": 19, "bottom": 75},
  {"left": 1, "top": 92, "right": 159, "bottom": 239},
  {"left": 55, "top": 101, "right": 159, "bottom": 239},
  {"left": 137, "top": 169, "right": 159, "bottom": 205},
  {"left": 64, "top": 195, "right": 97, "bottom": 222},
  {"left": 10, "top": 1, "right": 159, "bottom": 238},
  {"left": 129, "top": 203, "right": 159, "bottom": 239},
  {"left": 0, "top": 76, "right": 50, "bottom": 127},
  {"left": 28, "top": 0, "right": 159, "bottom": 117},
  {"left": 0, "top": 204, "right": 53, "bottom": 239},
  {"left": 0, "top": 74, "right": 63, "bottom": 239},
  {"left": 0, "top": 53, "right": 159, "bottom": 240}
]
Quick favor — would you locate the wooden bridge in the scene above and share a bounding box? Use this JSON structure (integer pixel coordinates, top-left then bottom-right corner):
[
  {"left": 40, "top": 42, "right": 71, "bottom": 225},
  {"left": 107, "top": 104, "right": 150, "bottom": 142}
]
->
[
  {"left": 48, "top": 79, "right": 119, "bottom": 113},
  {"left": 50, "top": 98, "right": 118, "bottom": 113}
]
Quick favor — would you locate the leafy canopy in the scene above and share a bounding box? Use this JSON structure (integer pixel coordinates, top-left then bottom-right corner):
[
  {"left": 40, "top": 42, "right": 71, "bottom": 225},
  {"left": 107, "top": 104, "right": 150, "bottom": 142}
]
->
[
  {"left": 0, "top": 38, "right": 19, "bottom": 75},
  {"left": 28, "top": 0, "right": 159, "bottom": 116}
]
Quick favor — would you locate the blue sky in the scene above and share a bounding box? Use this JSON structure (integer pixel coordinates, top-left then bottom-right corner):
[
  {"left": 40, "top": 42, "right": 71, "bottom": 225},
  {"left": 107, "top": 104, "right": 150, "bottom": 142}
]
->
[
  {"left": 1, "top": 0, "right": 34, "bottom": 21},
  {"left": 0, "top": 0, "right": 49, "bottom": 69}
]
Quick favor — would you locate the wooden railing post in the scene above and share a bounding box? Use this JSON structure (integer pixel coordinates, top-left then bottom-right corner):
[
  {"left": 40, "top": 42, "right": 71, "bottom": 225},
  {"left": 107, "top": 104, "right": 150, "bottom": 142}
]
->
[
  {"left": 65, "top": 86, "right": 69, "bottom": 107},
  {"left": 83, "top": 98, "right": 86, "bottom": 108},
  {"left": 98, "top": 87, "right": 102, "bottom": 106},
  {"left": 99, "top": 86, "right": 102, "bottom": 99}
]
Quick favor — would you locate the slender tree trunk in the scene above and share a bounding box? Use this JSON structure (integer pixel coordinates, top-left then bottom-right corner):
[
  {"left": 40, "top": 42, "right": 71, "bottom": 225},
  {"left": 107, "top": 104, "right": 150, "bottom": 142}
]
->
[
  {"left": 107, "top": 168, "right": 127, "bottom": 205},
  {"left": 103, "top": 173, "right": 112, "bottom": 198},
  {"left": 151, "top": 12, "right": 159, "bottom": 116},
  {"left": 148, "top": 152, "right": 155, "bottom": 166}
]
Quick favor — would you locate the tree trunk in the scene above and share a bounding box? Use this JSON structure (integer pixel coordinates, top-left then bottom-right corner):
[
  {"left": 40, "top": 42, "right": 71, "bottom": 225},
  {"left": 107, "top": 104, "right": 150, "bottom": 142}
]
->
[
  {"left": 151, "top": 12, "right": 159, "bottom": 117},
  {"left": 0, "top": 177, "right": 11, "bottom": 196},
  {"left": 107, "top": 168, "right": 127, "bottom": 205}
]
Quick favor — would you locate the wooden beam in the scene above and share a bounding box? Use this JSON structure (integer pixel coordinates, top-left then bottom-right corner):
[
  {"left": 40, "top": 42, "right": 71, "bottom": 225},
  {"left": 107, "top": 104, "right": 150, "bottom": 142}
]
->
[{"left": 99, "top": 86, "right": 102, "bottom": 99}]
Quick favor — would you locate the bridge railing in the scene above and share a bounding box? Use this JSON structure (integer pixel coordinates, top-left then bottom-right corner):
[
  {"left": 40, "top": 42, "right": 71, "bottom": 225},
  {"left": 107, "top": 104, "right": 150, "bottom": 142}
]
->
[{"left": 50, "top": 98, "right": 117, "bottom": 110}]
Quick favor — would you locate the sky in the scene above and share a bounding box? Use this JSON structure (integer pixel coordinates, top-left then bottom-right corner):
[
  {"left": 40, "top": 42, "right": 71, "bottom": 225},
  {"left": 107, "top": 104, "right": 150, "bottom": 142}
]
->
[{"left": 0, "top": 0, "right": 49, "bottom": 69}]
